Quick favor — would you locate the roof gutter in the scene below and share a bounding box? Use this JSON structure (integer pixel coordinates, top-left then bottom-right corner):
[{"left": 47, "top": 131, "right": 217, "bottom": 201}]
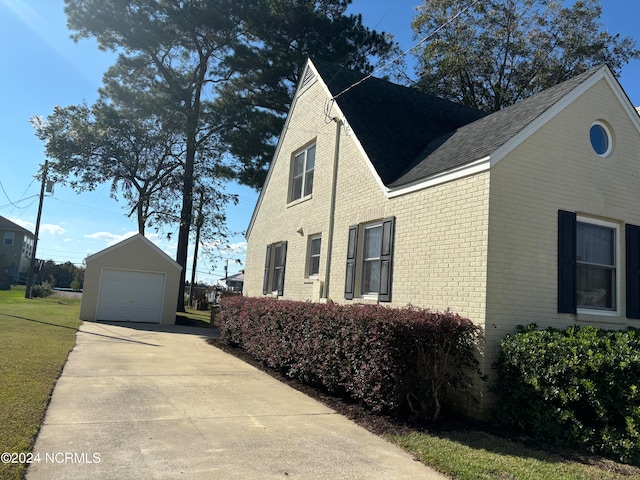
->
[{"left": 386, "top": 156, "right": 491, "bottom": 199}]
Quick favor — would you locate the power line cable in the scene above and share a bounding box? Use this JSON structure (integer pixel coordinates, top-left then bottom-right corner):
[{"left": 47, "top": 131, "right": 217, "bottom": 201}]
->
[{"left": 331, "top": 0, "right": 483, "bottom": 100}]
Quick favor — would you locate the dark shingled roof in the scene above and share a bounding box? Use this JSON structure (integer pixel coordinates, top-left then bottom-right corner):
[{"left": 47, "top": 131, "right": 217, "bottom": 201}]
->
[
  {"left": 0, "top": 215, "right": 33, "bottom": 236},
  {"left": 311, "top": 59, "right": 604, "bottom": 188},
  {"left": 391, "top": 66, "right": 604, "bottom": 187},
  {"left": 312, "top": 59, "right": 488, "bottom": 186}
]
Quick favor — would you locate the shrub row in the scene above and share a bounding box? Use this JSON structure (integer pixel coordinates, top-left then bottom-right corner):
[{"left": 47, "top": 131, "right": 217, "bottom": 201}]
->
[
  {"left": 493, "top": 324, "right": 640, "bottom": 465},
  {"left": 218, "top": 296, "right": 482, "bottom": 420}
]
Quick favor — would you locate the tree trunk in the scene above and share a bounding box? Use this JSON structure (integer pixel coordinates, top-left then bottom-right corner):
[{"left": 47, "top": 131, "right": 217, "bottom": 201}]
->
[
  {"left": 189, "top": 191, "right": 205, "bottom": 307},
  {"left": 137, "top": 202, "right": 145, "bottom": 235},
  {"left": 175, "top": 144, "right": 194, "bottom": 312}
]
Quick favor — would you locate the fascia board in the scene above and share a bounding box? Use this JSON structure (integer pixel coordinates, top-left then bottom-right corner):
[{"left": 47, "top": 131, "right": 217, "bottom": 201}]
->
[{"left": 387, "top": 156, "right": 491, "bottom": 198}]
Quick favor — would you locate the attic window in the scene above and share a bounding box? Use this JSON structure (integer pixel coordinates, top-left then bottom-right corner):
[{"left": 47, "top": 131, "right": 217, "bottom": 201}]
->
[{"left": 590, "top": 121, "right": 613, "bottom": 157}]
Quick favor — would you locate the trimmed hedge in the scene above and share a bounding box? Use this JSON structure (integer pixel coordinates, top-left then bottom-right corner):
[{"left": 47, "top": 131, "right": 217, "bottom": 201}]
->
[
  {"left": 218, "top": 296, "right": 482, "bottom": 420},
  {"left": 493, "top": 324, "right": 640, "bottom": 465}
]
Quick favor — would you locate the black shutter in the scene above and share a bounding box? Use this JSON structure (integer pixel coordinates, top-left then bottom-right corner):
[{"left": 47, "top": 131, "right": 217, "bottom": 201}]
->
[
  {"left": 378, "top": 216, "right": 395, "bottom": 302},
  {"left": 626, "top": 224, "right": 640, "bottom": 319},
  {"left": 558, "top": 210, "right": 577, "bottom": 314},
  {"left": 262, "top": 244, "right": 272, "bottom": 295},
  {"left": 277, "top": 241, "right": 287, "bottom": 296},
  {"left": 344, "top": 225, "right": 358, "bottom": 299}
]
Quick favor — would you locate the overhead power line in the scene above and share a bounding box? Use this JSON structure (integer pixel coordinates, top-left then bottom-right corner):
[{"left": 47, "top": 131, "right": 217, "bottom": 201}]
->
[{"left": 332, "top": 0, "right": 483, "bottom": 100}]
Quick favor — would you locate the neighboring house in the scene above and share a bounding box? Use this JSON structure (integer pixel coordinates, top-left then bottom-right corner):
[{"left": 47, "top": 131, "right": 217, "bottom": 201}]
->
[
  {"left": 222, "top": 272, "right": 244, "bottom": 292},
  {"left": 80, "top": 234, "right": 182, "bottom": 324},
  {"left": 244, "top": 58, "right": 640, "bottom": 415},
  {"left": 0, "top": 215, "right": 34, "bottom": 284}
]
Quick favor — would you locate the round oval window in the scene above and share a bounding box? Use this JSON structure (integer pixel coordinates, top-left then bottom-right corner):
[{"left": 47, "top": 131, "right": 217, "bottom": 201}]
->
[{"left": 590, "top": 123, "right": 610, "bottom": 156}]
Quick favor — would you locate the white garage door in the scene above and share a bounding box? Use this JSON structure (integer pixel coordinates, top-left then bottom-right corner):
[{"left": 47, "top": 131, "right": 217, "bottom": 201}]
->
[{"left": 96, "top": 269, "right": 166, "bottom": 323}]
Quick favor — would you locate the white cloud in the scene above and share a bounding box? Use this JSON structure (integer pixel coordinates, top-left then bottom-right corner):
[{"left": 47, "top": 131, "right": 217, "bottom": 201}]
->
[
  {"left": 84, "top": 231, "right": 138, "bottom": 246},
  {"left": 225, "top": 241, "right": 248, "bottom": 254},
  {"left": 40, "top": 224, "right": 66, "bottom": 235},
  {"left": 7, "top": 218, "right": 66, "bottom": 235},
  {"left": 7, "top": 217, "right": 34, "bottom": 231},
  {"left": 202, "top": 240, "right": 248, "bottom": 255}
]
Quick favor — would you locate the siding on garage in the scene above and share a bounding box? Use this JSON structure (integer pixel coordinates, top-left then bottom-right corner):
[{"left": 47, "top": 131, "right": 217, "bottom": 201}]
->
[{"left": 80, "top": 234, "right": 182, "bottom": 325}]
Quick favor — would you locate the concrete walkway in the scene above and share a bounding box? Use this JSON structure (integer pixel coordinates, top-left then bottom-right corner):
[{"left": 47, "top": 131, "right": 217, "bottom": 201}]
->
[{"left": 27, "top": 321, "right": 447, "bottom": 480}]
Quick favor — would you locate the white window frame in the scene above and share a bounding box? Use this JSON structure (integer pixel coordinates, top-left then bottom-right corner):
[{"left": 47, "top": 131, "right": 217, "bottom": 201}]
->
[
  {"left": 4, "top": 232, "right": 14, "bottom": 246},
  {"left": 360, "top": 223, "right": 383, "bottom": 298},
  {"left": 576, "top": 216, "right": 620, "bottom": 316},
  {"left": 307, "top": 235, "right": 321, "bottom": 278},
  {"left": 290, "top": 143, "right": 316, "bottom": 202},
  {"left": 589, "top": 120, "right": 614, "bottom": 158}
]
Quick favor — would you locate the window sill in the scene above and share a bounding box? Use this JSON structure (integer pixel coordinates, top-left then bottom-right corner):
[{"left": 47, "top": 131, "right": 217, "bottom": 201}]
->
[
  {"left": 287, "top": 194, "right": 312, "bottom": 208},
  {"left": 577, "top": 308, "right": 619, "bottom": 317}
]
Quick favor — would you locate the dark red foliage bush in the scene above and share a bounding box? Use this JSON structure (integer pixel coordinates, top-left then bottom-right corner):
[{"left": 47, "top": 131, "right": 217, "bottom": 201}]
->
[{"left": 218, "top": 296, "right": 482, "bottom": 420}]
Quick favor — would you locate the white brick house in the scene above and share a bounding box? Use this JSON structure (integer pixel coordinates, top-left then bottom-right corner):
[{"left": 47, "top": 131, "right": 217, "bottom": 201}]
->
[{"left": 244, "top": 58, "right": 640, "bottom": 413}]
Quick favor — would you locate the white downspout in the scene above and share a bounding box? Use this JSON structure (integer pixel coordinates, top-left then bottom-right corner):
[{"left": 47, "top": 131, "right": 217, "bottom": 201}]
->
[{"left": 323, "top": 117, "right": 342, "bottom": 298}]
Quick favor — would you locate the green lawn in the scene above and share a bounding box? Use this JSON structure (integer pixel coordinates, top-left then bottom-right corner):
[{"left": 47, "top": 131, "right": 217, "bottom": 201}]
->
[
  {"left": 388, "top": 424, "right": 640, "bottom": 479},
  {"left": 3, "top": 286, "right": 638, "bottom": 480},
  {"left": 0, "top": 287, "right": 82, "bottom": 480}
]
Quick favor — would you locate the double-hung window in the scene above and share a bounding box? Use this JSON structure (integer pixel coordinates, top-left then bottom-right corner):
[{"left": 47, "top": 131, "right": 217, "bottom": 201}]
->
[
  {"left": 362, "top": 224, "right": 383, "bottom": 295},
  {"left": 345, "top": 217, "right": 395, "bottom": 302},
  {"left": 291, "top": 144, "right": 315, "bottom": 201},
  {"left": 576, "top": 221, "right": 616, "bottom": 310},
  {"left": 558, "top": 211, "right": 619, "bottom": 314},
  {"left": 263, "top": 241, "right": 287, "bottom": 296},
  {"left": 307, "top": 235, "right": 321, "bottom": 277},
  {"left": 4, "top": 232, "right": 14, "bottom": 246}
]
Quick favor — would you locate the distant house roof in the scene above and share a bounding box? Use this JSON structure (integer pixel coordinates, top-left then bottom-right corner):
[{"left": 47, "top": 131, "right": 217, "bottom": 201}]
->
[
  {"left": 0, "top": 215, "right": 33, "bottom": 236},
  {"left": 225, "top": 272, "right": 244, "bottom": 283},
  {"left": 312, "top": 58, "right": 607, "bottom": 188}
]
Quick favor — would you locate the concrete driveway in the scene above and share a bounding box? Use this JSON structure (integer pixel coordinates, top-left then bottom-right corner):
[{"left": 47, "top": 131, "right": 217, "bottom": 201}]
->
[{"left": 27, "top": 321, "right": 447, "bottom": 480}]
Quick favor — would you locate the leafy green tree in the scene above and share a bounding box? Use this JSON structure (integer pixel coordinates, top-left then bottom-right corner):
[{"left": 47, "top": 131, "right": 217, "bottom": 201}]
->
[
  {"left": 213, "top": 0, "right": 394, "bottom": 186},
  {"left": 58, "top": 0, "right": 393, "bottom": 311},
  {"left": 412, "top": 0, "right": 640, "bottom": 112},
  {"left": 38, "top": 260, "right": 85, "bottom": 289},
  {"left": 33, "top": 102, "right": 183, "bottom": 235}
]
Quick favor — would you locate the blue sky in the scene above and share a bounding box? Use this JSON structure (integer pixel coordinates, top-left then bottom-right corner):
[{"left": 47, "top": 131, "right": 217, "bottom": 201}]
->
[{"left": 1, "top": 0, "right": 639, "bottom": 284}]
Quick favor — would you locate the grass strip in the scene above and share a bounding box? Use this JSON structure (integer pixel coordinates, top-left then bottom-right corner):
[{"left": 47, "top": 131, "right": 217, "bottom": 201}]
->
[
  {"left": 0, "top": 287, "right": 81, "bottom": 480},
  {"left": 388, "top": 430, "right": 639, "bottom": 479}
]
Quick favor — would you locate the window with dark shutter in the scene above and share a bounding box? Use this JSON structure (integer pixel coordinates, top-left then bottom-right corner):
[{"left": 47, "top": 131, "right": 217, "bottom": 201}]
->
[
  {"left": 271, "top": 241, "right": 287, "bottom": 296},
  {"left": 262, "top": 244, "right": 272, "bottom": 295},
  {"left": 278, "top": 241, "right": 287, "bottom": 296},
  {"left": 626, "top": 224, "right": 640, "bottom": 319},
  {"left": 558, "top": 210, "right": 577, "bottom": 314},
  {"left": 378, "top": 216, "right": 395, "bottom": 302},
  {"left": 344, "top": 225, "right": 358, "bottom": 299}
]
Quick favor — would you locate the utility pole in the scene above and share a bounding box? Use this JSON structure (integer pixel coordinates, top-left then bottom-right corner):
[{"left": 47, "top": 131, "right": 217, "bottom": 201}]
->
[{"left": 25, "top": 160, "right": 48, "bottom": 298}]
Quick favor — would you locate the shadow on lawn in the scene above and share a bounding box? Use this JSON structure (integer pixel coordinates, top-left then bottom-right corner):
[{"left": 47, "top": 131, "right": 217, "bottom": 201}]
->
[{"left": 0, "top": 313, "right": 162, "bottom": 346}]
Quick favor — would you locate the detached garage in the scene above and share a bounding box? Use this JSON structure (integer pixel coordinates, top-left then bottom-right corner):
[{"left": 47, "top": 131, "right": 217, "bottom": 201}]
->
[{"left": 80, "top": 234, "right": 182, "bottom": 324}]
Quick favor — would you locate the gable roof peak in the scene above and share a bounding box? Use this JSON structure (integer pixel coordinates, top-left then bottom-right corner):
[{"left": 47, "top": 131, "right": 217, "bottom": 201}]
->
[{"left": 308, "top": 58, "right": 489, "bottom": 186}]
